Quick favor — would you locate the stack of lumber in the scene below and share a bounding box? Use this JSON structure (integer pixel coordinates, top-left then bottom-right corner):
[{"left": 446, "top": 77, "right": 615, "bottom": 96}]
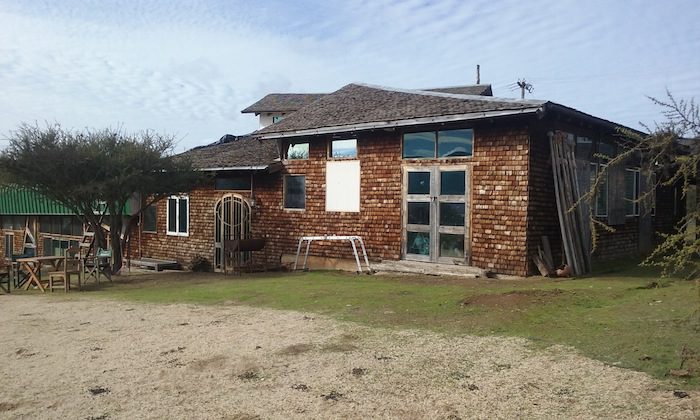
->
[{"left": 549, "top": 133, "right": 591, "bottom": 276}]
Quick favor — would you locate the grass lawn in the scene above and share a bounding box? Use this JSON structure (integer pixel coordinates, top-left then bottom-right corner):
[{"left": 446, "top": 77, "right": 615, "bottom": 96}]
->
[{"left": 46, "top": 263, "right": 700, "bottom": 389}]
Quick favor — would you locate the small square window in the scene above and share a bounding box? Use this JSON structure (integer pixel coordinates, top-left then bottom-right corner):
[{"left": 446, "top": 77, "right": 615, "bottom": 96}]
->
[
  {"left": 598, "top": 142, "right": 616, "bottom": 161},
  {"left": 403, "top": 132, "right": 436, "bottom": 159},
  {"left": 285, "top": 141, "right": 309, "bottom": 160},
  {"left": 284, "top": 175, "right": 305, "bottom": 209},
  {"left": 272, "top": 115, "right": 285, "bottom": 123},
  {"left": 438, "top": 129, "right": 473, "bottom": 157},
  {"left": 329, "top": 139, "right": 357, "bottom": 158}
]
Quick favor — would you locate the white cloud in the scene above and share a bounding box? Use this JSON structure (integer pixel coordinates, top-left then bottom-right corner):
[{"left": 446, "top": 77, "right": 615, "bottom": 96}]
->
[{"left": 0, "top": 0, "right": 699, "bottom": 151}]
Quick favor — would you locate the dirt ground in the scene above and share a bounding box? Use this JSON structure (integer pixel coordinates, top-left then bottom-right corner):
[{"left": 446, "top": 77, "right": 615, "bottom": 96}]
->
[{"left": 0, "top": 295, "right": 696, "bottom": 419}]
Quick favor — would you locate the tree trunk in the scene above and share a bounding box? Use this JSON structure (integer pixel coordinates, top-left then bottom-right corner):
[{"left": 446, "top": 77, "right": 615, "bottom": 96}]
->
[{"left": 109, "top": 216, "right": 123, "bottom": 274}]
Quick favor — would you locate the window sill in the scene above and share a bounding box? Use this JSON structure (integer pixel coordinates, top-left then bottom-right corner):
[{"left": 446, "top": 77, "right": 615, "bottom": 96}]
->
[
  {"left": 143, "top": 230, "right": 157, "bottom": 234},
  {"left": 283, "top": 207, "right": 305, "bottom": 212},
  {"left": 166, "top": 232, "right": 189, "bottom": 237}
]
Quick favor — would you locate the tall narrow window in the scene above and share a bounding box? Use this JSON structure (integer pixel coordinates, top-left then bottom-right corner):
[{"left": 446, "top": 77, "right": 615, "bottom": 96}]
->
[
  {"left": 590, "top": 163, "right": 608, "bottom": 217},
  {"left": 143, "top": 205, "right": 157, "bottom": 233},
  {"left": 166, "top": 196, "right": 189, "bottom": 236},
  {"left": 284, "top": 176, "right": 306, "bottom": 209},
  {"left": 4, "top": 234, "right": 13, "bottom": 258},
  {"left": 625, "top": 168, "right": 640, "bottom": 216}
]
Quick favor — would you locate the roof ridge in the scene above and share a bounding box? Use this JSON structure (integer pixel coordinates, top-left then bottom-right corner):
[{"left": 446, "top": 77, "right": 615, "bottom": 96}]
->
[
  {"left": 351, "top": 82, "right": 546, "bottom": 106},
  {"left": 260, "top": 92, "right": 327, "bottom": 96},
  {"left": 424, "top": 83, "right": 491, "bottom": 89}
]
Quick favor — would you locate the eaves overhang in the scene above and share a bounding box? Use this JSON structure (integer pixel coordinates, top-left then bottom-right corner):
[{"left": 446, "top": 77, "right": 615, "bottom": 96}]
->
[{"left": 254, "top": 106, "right": 545, "bottom": 140}]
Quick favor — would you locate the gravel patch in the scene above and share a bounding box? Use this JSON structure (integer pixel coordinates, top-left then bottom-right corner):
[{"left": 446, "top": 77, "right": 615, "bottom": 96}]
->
[{"left": 0, "top": 295, "right": 696, "bottom": 419}]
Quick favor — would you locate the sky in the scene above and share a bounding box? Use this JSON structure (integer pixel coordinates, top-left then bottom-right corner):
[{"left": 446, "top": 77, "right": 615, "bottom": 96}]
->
[{"left": 1, "top": 0, "right": 699, "bottom": 153}]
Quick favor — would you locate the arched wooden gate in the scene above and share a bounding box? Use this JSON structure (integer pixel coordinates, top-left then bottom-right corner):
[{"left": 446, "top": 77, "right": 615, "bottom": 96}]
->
[{"left": 214, "top": 193, "right": 252, "bottom": 272}]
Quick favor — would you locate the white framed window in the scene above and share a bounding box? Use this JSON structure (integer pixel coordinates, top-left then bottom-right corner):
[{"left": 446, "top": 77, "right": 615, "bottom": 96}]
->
[
  {"left": 166, "top": 195, "right": 189, "bottom": 236},
  {"left": 589, "top": 163, "right": 608, "bottom": 217},
  {"left": 624, "top": 168, "right": 640, "bottom": 216},
  {"left": 329, "top": 138, "right": 357, "bottom": 158}
]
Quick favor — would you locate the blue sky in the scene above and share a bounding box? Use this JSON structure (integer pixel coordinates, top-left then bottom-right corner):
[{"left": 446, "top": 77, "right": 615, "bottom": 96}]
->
[{"left": 1, "top": 0, "right": 698, "bottom": 152}]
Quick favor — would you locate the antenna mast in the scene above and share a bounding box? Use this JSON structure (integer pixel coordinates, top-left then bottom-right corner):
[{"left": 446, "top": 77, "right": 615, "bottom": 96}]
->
[{"left": 516, "top": 79, "right": 534, "bottom": 99}]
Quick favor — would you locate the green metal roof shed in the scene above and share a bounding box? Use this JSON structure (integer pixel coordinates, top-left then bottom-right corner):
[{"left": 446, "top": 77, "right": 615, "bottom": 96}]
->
[{"left": 0, "top": 187, "right": 75, "bottom": 215}]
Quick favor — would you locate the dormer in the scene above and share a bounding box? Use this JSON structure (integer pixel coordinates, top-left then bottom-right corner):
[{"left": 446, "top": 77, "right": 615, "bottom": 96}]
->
[{"left": 241, "top": 93, "right": 326, "bottom": 128}]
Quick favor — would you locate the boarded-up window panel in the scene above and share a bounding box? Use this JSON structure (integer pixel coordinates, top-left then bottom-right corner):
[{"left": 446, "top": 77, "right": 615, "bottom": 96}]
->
[
  {"left": 607, "top": 164, "right": 626, "bottom": 225},
  {"left": 326, "top": 161, "right": 360, "bottom": 212}
]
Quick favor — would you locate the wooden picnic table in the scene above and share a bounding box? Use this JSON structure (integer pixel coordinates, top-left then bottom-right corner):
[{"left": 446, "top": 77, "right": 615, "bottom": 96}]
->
[{"left": 17, "top": 256, "right": 66, "bottom": 292}]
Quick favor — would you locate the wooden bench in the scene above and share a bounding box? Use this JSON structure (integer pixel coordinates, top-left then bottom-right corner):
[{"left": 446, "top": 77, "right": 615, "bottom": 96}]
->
[{"left": 129, "top": 258, "right": 180, "bottom": 272}]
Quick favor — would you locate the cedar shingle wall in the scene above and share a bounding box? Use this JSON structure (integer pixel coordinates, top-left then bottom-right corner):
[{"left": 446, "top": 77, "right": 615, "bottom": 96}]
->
[
  {"left": 253, "top": 133, "right": 403, "bottom": 262},
  {"left": 592, "top": 222, "right": 639, "bottom": 260},
  {"left": 470, "top": 127, "right": 530, "bottom": 276},
  {"left": 136, "top": 188, "right": 250, "bottom": 267}
]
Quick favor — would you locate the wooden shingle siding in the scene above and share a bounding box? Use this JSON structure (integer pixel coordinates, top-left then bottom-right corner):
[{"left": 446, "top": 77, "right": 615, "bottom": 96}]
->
[
  {"left": 253, "top": 132, "right": 403, "bottom": 263},
  {"left": 470, "top": 126, "right": 531, "bottom": 276},
  {"left": 136, "top": 188, "right": 251, "bottom": 267}
]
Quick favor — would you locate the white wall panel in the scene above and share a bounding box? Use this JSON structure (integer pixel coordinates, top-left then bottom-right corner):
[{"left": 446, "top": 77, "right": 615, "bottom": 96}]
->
[{"left": 326, "top": 160, "right": 360, "bottom": 212}]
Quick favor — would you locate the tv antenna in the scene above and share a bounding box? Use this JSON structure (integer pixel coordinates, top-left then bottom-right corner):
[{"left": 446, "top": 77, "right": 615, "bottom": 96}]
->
[{"left": 515, "top": 79, "right": 534, "bottom": 99}]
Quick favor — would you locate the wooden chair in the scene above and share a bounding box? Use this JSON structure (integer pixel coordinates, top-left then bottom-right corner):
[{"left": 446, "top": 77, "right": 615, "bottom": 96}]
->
[
  {"left": 49, "top": 247, "right": 81, "bottom": 292},
  {"left": 82, "top": 248, "right": 112, "bottom": 285},
  {"left": 0, "top": 259, "right": 11, "bottom": 294},
  {"left": 11, "top": 248, "right": 35, "bottom": 289}
]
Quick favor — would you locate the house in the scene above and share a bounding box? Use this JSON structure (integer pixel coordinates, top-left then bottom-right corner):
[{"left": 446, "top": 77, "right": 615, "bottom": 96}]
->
[
  {"left": 133, "top": 82, "right": 685, "bottom": 276},
  {"left": 132, "top": 135, "right": 278, "bottom": 272},
  {"left": 0, "top": 187, "right": 146, "bottom": 261},
  {"left": 0, "top": 188, "right": 84, "bottom": 259}
]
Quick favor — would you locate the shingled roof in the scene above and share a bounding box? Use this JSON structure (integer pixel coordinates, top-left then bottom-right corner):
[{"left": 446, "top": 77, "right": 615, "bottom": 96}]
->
[
  {"left": 255, "top": 83, "right": 546, "bottom": 138},
  {"left": 178, "top": 135, "right": 278, "bottom": 171},
  {"left": 425, "top": 84, "right": 493, "bottom": 96},
  {"left": 241, "top": 93, "right": 327, "bottom": 114}
]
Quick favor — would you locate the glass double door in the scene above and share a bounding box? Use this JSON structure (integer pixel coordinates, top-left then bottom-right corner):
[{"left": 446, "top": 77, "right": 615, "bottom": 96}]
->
[{"left": 403, "top": 166, "right": 469, "bottom": 263}]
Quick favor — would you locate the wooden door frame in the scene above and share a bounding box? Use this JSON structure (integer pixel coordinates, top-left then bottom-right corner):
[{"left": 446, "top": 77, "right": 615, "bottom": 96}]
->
[{"left": 401, "top": 164, "right": 471, "bottom": 264}]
